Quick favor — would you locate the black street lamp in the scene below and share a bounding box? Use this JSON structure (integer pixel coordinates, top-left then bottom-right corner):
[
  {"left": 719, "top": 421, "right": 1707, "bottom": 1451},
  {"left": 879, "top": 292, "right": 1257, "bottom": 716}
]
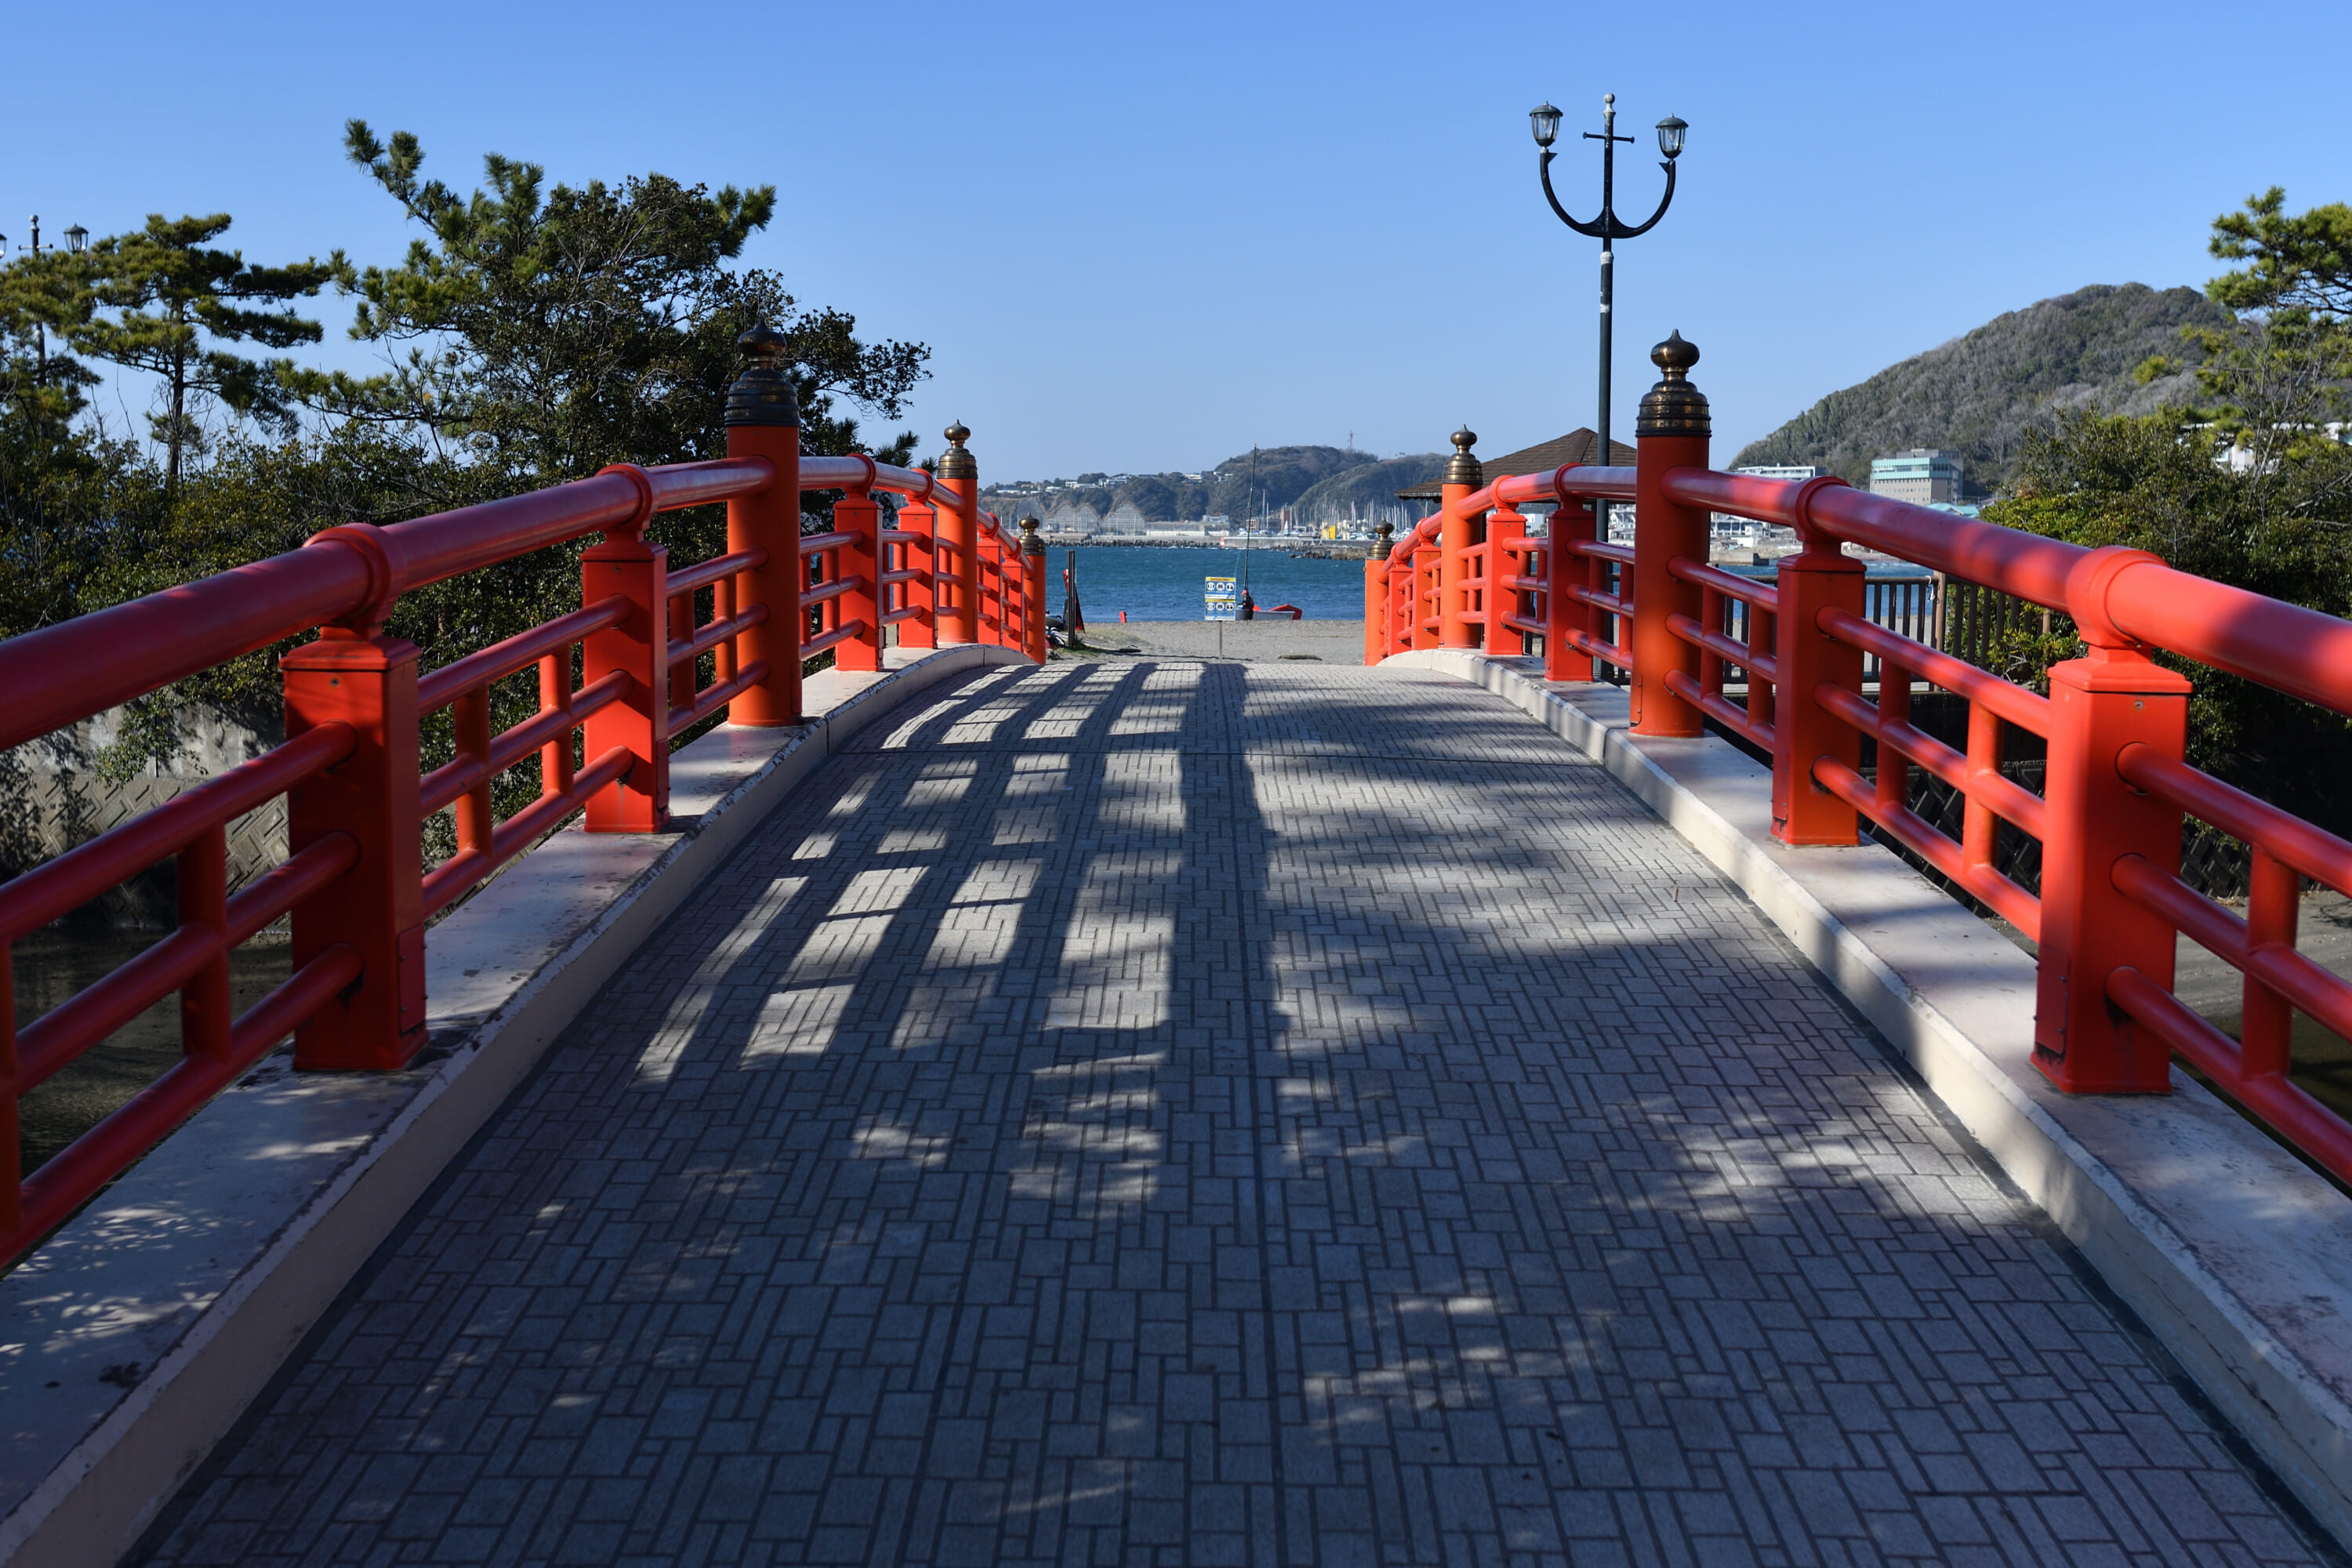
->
[
  {"left": 1530, "top": 95, "right": 1687, "bottom": 459},
  {"left": 5, "top": 216, "right": 92, "bottom": 386}
]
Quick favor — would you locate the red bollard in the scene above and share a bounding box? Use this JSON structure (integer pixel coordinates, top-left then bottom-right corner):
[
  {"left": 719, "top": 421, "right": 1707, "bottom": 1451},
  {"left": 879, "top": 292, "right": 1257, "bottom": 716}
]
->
[
  {"left": 282, "top": 524, "right": 426, "bottom": 1070},
  {"left": 835, "top": 484, "right": 881, "bottom": 673},
  {"left": 1771, "top": 477, "right": 1865, "bottom": 846},
  {"left": 1545, "top": 471, "right": 1595, "bottom": 682},
  {"left": 724, "top": 326, "right": 804, "bottom": 726},
  {"left": 1631, "top": 333, "right": 1710, "bottom": 736},
  {"left": 2035, "top": 548, "right": 2192, "bottom": 1094},
  {"left": 1363, "top": 523, "right": 1393, "bottom": 664}
]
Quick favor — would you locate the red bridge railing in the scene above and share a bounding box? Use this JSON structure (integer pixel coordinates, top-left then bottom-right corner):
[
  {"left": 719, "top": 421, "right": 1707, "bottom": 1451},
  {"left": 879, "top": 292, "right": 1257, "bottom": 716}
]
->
[
  {"left": 0, "top": 332, "right": 1046, "bottom": 1265},
  {"left": 1366, "top": 333, "right": 2352, "bottom": 1184}
]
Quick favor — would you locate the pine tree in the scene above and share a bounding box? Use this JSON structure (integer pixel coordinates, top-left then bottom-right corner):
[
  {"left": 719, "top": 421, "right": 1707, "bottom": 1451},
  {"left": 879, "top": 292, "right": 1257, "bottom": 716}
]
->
[{"left": 70, "top": 215, "right": 339, "bottom": 483}]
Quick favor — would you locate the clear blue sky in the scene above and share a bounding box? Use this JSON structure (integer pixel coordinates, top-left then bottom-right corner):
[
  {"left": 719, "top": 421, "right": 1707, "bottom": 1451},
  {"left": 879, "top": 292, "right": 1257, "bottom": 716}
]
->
[{"left": 6, "top": 0, "right": 2343, "bottom": 484}]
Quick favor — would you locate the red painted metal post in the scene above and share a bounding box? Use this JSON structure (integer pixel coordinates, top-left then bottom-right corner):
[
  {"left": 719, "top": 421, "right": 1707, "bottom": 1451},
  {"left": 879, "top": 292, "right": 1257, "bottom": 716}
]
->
[
  {"left": 899, "top": 500, "right": 938, "bottom": 650},
  {"left": 1769, "top": 477, "right": 1866, "bottom": 846},
  {"left": 1439, "top": 429, "right": 1479, "bottom": 649},
  {"left": 1546, "top": 478, "right": 1595, "bottom": 681},
  {"left": 935, "top": 423, "right": 978, "bottom": 644},
  {"left": 281, "top": 526, "right": 426, "bottom": 1069},
  {"left": 581, "top": 488, "right": 670, "bottom": 832},
  {"left": 2035, "top": 547, "right": 2194, "bottom": 1094},
  {"left": 1630, "top": 334, "right": 1711, "bottom": 735},
  {"left": 835, "top": 487, "right": 882, "bottom": 673},
  {"left": 1020, "top": 518, "right": 1049, "bottom": 662},
  {"left": 724, "top": 326, "right": 804, "bottom": 725},
  {"left": 1363, "top": 523, "right": 1393, "bottom": 664}
]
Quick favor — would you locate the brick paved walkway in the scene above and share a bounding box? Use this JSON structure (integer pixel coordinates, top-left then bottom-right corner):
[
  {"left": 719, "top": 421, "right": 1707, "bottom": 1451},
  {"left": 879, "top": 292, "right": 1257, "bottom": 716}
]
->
[{"left": 142, "top": 662, "right": 2325, "bottom": 1567}]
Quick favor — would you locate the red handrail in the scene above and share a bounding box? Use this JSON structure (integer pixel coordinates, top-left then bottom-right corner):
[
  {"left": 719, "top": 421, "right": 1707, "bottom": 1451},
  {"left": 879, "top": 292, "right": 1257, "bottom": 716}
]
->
[
  {"left": 0, "top": 390, "right": 1051, "bottom": 1269},
  {"left": 1361, "top": 365, "right": 2352, "bottom": 1178}
]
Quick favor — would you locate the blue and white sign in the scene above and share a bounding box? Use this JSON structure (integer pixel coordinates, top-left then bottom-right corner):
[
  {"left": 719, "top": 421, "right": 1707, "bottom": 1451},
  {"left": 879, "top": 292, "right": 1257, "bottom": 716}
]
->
[{"left": 1203, "top": 575, "right": 1238, "bottom": 622}]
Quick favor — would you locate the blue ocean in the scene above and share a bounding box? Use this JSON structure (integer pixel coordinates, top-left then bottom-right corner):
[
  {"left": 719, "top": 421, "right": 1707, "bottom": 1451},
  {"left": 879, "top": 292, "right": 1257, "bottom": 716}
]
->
[{"left": 1045, "top": 545, "right": 1370, "bottom": 622}]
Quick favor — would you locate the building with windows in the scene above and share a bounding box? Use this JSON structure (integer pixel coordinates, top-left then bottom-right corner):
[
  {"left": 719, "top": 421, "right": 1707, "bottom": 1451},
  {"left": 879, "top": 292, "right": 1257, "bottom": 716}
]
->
[{"left": 1869, "top": 449, "right": 1963, "bottom": 505}]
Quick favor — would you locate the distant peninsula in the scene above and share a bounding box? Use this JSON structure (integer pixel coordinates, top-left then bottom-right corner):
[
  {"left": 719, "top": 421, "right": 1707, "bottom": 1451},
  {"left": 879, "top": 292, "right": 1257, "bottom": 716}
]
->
[{"left": 982, "top": 445, "right": 1445, "bottom": 534}]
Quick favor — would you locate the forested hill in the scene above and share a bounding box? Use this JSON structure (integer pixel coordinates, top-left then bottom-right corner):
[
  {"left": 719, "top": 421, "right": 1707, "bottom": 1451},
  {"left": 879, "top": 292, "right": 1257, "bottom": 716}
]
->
[
  {"left": 985, "top": 445, "right": 1443, "bottom": 527},
  {"left": 1733, "top": 283, "right": 2230, "bottom": 491}
]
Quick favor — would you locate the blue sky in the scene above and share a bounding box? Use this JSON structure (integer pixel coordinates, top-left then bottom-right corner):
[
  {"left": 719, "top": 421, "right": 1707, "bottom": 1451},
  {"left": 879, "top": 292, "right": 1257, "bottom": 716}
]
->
[{"left": 6, "top": 0, "right": 2344, "bottom": 483}]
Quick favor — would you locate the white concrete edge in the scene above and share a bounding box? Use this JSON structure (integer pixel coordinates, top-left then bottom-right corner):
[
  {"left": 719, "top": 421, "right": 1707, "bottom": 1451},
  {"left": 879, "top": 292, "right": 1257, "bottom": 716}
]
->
[
  {"left": 0, "top": 642, "right": 1032, "bottom": 1568},
  {"left": 1384, "top": 648, "right": 2352, "bottom": 1550}
]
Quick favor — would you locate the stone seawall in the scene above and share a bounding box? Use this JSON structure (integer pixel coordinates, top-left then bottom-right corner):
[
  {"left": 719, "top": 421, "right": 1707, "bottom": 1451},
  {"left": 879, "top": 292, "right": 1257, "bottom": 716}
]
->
[{"left": 0, "top": 706, "right": 286, "bottom": 927}]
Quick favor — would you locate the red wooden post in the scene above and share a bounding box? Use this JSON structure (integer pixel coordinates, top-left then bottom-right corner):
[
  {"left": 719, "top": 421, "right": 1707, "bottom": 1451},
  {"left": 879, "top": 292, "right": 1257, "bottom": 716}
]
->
[
  {"left": 581, "top": 498, "right": 670, "bottom": 832},
  {"left": 981, "top": 522, "right": 1006, "bottom": 647},
  {"left": 934, "top": 423, "right": 978, "bottom": 644},
  {"left": 282, "top": 523, "right": 426, "bottom": 1070},
  {"left": 1630, "top": 332, "right": 1711, "bottom": 735},
  {"left": 1546, "top": 474, "right": 1595, "bottom": 681},
  {"left": 835, "top": 485, "right": 882, "bottom": 673},
  {"left": 899, "top": 500, "right": 938, "bottom": 651},
  {"left": 1020, "top": 517, "right": 1049, "bottom": 662},
  {"left": 1363, "top": 523, "right": 1393, "bottom": 664},
  {"left": 724, "top": 325, "right": 804, "bottom": 726},
  {"left": 1412, "top": 534, "right": 1440, "bottom": 650},
  {"left": 1439, "top": 429, "right": 1479, "bottom": 649},
  {"left": 1489, "top": 499, "right": 1526, "bottom": 655},
  {"left": 1771, "top": 477, "right": 1866, "bottom": 846},
  {"left": 1383, "top": 540, "right": 1402, "bottom": 658},
  {"left": 2035, "top": 546, "right": 2192, "bottom": 1094}
]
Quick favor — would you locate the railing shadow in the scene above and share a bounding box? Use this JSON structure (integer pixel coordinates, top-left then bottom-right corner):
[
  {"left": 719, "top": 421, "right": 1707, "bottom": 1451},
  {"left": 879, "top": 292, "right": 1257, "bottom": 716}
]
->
[{"left": 132, "top": 658, "right": 2324, "bottom": 1568}]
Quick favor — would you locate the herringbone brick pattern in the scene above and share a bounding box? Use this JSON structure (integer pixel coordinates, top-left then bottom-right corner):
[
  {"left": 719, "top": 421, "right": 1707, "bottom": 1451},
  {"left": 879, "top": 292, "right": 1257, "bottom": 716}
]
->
[{"left": 140, "top": 661, "right": 2323, "bottom": 1566}]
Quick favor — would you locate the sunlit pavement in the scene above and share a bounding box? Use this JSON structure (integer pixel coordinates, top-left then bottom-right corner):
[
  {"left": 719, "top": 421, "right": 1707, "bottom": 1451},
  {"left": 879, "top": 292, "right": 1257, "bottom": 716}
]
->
[{"left": 140, "top": 661, "right": 2325, "bottom": 1567}]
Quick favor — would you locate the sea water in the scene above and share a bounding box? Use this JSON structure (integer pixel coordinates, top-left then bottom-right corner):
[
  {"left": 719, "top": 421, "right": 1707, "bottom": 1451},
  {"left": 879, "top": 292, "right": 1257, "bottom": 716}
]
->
[{"left": 1047, "top": 545, "right": 1369, "bottom": 622}]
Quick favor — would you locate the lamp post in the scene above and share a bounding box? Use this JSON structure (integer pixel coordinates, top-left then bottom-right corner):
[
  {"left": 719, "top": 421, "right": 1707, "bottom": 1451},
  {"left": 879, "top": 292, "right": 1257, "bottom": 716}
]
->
[
  {"left": 1529, "top": 96, "right": 1686, "bottom": 459},
  {"left": 6, "top": 216, "right": 92, "bottom": 387}
]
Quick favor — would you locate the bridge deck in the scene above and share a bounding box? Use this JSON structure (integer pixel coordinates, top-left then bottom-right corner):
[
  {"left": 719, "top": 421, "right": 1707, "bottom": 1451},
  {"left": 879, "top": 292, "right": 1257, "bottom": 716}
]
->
[{"left": 140, "top": 661, "right": 2318, "bottom": 1566}]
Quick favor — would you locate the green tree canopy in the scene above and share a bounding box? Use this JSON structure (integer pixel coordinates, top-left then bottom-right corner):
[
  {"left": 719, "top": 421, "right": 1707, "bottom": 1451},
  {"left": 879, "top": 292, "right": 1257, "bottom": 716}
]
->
[
  {"left": 308, "top": 122, "right": 928, "bottom": 481},
  {"left": 66, "top": 215, "right": 336, "bottom": 483},
  {"left": 1985, "top": 190, "right": 2352, "bottom": 827}
]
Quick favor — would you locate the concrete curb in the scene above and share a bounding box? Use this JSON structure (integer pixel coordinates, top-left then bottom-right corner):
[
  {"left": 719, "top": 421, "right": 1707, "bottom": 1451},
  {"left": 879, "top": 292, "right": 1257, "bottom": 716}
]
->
[
  {"left": 1387, "top": 648, "right": 2352, "bottom": 1551},
  {"left": 0, "top": 643, "right": 1031, "bottom": 1568}
]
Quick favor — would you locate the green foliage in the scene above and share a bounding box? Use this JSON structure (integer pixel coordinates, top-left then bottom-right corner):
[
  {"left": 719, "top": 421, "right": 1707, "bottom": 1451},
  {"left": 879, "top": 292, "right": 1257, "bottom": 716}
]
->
[
  {"left": 1979, "top": 191, "right": 2352, "bottom": 829},
  {"left": 305, "top": 123, "right": 925, "bottom": 485},
  {"left": 63, "top": 215, "right": 337, "bottom": 483},
  {"left": 2, "top": 126, "right": 936, "bottom": 861}
]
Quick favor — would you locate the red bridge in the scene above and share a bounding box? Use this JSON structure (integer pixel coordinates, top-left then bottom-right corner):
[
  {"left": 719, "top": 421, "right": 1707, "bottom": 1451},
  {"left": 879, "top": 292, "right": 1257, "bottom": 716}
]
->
[{"left": 2, "top": 331, "right": 2350, "bottom": 1566}]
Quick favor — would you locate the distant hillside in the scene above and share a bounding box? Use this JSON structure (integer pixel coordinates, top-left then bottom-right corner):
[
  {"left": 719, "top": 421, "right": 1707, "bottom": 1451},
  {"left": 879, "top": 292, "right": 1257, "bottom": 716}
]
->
[
  {"left": 1292, "top": 455, "right": 1446, "bottom": 522},
  {"left": 987, "top": 445, "right": 1400, "bottom": 528},
  {"left": 1733, "top": 283, "right": 2230, "bottom": 492}
]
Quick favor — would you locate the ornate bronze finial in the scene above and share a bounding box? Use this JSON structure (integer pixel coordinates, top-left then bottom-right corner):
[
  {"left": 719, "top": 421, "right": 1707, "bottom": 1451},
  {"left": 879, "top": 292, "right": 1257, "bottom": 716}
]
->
[
  {"left": 1019, "top": 515, "right": 1046, "bottom": 554},
  {"left": 1374, "top": 521, "right": 1395, "bottom": 557},
  {"left": 936, "top": 419, "right": 977, "bottom": 480},
  {"left": 1444, "top": 426, "right": 1483, "bottom": 488},
  {"left": 724, "top": 324, "right": 802, "bottom": 429},
  {"left": 1635, "top": 330, "right": 1710, "bottom": 438}
]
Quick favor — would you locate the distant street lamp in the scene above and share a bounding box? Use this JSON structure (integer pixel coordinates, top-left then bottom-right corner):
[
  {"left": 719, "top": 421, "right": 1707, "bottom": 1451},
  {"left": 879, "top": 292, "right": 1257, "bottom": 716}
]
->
[
  {"left": 5, "top": 216, "right": 93, "bottom": 386},
  {"left": 1530, "top": 96, "right": 1687, "bottom": 459}
]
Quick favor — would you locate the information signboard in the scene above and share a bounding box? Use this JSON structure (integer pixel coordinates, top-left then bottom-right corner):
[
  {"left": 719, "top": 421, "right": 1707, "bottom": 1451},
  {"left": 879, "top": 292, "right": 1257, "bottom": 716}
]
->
[{"left": 1203, "top": 575, "right": 1238, "bottom": 622}]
